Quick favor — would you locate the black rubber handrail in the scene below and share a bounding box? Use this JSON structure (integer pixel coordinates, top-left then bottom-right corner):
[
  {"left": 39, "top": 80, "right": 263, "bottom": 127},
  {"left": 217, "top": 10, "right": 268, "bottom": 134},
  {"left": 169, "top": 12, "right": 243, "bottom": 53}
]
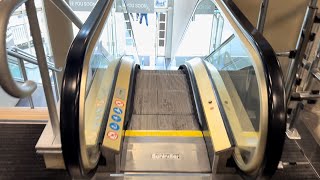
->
[
  {"left": 60, "top": 0, "right": 113, "bottom": 178},
  {"left": 208, "top": 0, "right": 286, "bottom": 178}
]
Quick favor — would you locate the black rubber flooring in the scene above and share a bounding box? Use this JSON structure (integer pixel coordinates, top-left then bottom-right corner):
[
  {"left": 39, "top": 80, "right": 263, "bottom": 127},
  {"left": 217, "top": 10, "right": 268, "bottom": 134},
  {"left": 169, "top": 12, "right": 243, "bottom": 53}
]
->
[
  {"left": 0, "top": 113, "right": 319, "bottom": 179},
  {"left": 0, "top": 124, "right": 70, "bottom": 180}
]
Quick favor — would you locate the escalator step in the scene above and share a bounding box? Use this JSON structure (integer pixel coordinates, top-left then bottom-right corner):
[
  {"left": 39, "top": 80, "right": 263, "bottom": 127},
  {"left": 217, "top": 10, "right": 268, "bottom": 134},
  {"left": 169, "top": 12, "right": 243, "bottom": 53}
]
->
[
  {"left": 133, "top": 90, "right": 194, "bottom": 115},
  {"left": 128, "top": 115, "right": 199, "bottom": 130}
]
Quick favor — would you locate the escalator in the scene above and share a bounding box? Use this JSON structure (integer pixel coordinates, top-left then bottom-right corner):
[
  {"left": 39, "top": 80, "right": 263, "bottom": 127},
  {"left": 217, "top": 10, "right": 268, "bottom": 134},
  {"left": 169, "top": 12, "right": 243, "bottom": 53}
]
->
[{"left": 60, "top": 0, "right": 286, "bottom": 179}]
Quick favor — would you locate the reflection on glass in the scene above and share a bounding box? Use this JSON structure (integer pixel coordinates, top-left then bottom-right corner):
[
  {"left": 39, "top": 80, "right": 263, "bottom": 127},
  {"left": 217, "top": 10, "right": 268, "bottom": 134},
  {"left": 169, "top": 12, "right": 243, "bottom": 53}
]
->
[
  {"left": 203, "top": 4, "right": 264, "bottom": 171},
  {"left": 173, "top": 0, "right": 229, "bottom": 68},
  {"left": 80, "top": 0, "right": 139, "bottom": 170}
]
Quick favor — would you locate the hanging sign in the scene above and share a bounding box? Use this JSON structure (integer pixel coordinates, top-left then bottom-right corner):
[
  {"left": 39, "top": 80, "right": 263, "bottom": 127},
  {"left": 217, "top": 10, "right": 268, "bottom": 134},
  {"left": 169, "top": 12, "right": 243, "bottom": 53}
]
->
[{"left": 69, "top": 0, "right": 97, "bottom": 11}]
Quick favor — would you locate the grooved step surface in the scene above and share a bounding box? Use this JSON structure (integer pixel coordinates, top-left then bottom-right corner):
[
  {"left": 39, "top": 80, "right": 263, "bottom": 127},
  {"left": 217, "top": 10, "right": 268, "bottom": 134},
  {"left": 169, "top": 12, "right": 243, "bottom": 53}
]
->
[
  {"left": 129, "top": 70, "right": 198, "bottom": 130},
  {"left": 128, "top": 115, "right": 199, "bottom": 130}
]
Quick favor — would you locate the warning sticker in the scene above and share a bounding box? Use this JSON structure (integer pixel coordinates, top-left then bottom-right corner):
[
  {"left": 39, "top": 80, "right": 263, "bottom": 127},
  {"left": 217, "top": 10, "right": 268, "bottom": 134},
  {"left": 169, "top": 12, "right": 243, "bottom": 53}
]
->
[
  {"left": 107, "top": 131, "right": 118, "bottom": 140},
  {"left": 115, "top": 100, "right": 124, "bottom": 107}
]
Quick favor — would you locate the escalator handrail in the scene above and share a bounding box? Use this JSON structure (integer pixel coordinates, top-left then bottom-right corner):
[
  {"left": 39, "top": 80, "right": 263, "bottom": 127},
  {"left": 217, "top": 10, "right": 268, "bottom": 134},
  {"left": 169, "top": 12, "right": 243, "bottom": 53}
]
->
[
  {"left": 211, "top": 0, "right": 287, "bottom": 177},
  {"left": 60, "top": 0, "right": 114, "bottom": 178}
]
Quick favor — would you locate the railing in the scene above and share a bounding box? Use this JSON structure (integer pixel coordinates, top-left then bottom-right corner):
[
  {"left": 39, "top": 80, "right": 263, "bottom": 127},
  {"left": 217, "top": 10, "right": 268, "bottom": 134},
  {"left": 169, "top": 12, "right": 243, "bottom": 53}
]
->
[
  {"left": 0, "top": 0, "right": 83, "bottom": 137},
  {"left": 6, "top": 47, "right": 62, "bottom": 108}
]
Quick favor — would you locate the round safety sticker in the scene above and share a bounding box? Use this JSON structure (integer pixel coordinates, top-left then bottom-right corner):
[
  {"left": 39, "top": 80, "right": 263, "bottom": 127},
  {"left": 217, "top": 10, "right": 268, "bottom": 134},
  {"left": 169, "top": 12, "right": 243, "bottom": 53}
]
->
[
  {"left": 107, "top": 131, "right": 118, "bottom": 140},
  {"left": 113, "top": 107, "right": 123, "bottom": 114},
  {"left": 111, "top": 115, "right": 121, "bottom": 122},
  {"left": 110, "top": 122, "right": 120, "bottom": 131},
  {"left": 115, "top": 100, "right": 124, "bottom": 107}
]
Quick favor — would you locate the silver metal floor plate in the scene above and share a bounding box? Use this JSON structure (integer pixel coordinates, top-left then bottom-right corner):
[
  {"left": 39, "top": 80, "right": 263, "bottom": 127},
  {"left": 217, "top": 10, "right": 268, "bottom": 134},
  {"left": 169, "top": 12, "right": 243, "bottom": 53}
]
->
[
  {"left": 94, "top": 173, "right": 242, "bottom": 180},
  {"left": 121, "top": 137, "right": 211, "bottom": 173}
]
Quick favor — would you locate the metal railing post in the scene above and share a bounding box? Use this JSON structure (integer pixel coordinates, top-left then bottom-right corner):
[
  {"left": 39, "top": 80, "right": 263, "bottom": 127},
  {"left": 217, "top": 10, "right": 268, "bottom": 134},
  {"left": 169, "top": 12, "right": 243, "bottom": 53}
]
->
[
  {"left": 285, "top": 0, "right": 318, "bottom": 105},
  {"left": 49, "top": 0, "right": 83, "bottom": 29},
  {"left": 257, "top": 0, "right": 269, "bottom": 33},
  {"left": 51, "top": 70, "right": 60, "bottom": 102},
  {"left": 0, "top": 0, "right": 37, "bottom": 98},
  {"left": 25, "top": 0, "right": 60, "bottom": 137},
  {"left": 18, "top": 58, "right": 35, "bottom": 108}
]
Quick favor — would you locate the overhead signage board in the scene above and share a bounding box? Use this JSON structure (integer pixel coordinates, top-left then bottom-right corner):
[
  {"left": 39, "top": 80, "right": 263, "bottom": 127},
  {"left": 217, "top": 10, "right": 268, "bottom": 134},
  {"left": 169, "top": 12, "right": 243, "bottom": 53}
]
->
[
  {"left": 121, "top": 0, "right": 155, "bottom": 13},
  {"left": 69, "top": 0, "right": 97, "bottom": 11},
  {"left": 154, "top": 0, "right": 167, "bottom": 8}
]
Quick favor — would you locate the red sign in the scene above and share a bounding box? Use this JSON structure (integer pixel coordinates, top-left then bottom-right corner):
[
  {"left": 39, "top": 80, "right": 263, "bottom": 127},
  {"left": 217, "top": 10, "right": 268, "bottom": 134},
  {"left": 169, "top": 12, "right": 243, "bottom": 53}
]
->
[
  {"left": 115, "top": 100, "right": 124, "bottom": 107},
  {"left": 107, "top": 131, "right": 118, "bottom": 140}
]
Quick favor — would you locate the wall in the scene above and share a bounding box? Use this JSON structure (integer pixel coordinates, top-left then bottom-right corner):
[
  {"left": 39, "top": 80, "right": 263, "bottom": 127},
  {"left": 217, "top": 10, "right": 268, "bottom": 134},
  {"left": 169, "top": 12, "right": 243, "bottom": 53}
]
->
[
  {"left": 233, "top": 0, "right": 313, "bottom": 79},
  {"left": 170, "top": 0, "right": 198, "bottom": 58},
  {"left": 43, "top": 0, "right": 75, "bottom": 91}
]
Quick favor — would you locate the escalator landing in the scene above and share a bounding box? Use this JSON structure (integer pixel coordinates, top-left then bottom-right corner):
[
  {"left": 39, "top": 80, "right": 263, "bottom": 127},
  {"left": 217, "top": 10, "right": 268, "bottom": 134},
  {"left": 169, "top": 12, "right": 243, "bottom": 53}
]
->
[{"left": 121, "top": 136, "right": 211, "bottom": 173}]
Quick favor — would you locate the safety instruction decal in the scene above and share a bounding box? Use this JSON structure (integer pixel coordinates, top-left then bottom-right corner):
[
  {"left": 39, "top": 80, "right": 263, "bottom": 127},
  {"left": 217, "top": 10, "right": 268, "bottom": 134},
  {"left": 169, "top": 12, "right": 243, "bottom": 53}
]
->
[
  {"left": 107, "top": 131, "right": 118, "bottom": 140},
  {"left": 113, "top": 107, "right": 123, "bottom": 114},
  {"left": 115, "top": 100, "right": 124, "bottom": 107},
  {"left": 111, "top": 115, "right": 121, "bottom": 122},
  {"left": 110, "top": 122, "right": 120, "bottom": 131}
]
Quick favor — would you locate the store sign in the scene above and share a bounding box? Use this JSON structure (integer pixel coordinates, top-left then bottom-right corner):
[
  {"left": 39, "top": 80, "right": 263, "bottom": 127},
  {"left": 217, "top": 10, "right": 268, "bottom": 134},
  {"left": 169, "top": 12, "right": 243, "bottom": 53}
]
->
[
  {"left": 195, "top": 0, "right": 216, "bottom": 14},
  {"left": 69, "top": 0, "right": 97, "bottom": 11},
  {"left": 124, "top": 0, "right": 154, "bottom": 13},
  {"left": 154, "top": 0, "right": 167, "bottom": 8}
]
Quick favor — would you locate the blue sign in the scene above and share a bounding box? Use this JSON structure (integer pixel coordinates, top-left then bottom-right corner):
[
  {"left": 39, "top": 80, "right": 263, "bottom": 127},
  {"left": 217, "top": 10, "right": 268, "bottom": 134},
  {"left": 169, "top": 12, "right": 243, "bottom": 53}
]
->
[
  {"left": 110, "top": 122, "right": 120, "bottom": 131},
  {"left": 113, "top": 107, "right": 123, "bottom": 114},
  {"left": 112, "top": 115, "right": 121, "bottom": 122}
]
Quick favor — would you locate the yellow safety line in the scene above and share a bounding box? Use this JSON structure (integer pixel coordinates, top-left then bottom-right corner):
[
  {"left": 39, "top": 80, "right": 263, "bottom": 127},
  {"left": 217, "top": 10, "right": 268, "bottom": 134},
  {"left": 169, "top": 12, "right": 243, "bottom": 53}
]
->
[{"left": 125, "top": 130, "right": 204, "bottom": 137}]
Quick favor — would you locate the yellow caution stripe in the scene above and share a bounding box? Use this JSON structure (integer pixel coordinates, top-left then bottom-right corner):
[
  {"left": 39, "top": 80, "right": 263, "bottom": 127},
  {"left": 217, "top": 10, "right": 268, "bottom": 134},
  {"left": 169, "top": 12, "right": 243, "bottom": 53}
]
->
[{"left": 125, "top": 130, "right": 204, "bottom": 137}]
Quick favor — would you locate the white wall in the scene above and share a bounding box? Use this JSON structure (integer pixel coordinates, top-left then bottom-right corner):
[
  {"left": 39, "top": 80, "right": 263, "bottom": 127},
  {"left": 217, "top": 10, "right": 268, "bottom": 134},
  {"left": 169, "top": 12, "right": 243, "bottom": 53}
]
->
[{"left": 170, "top": 0, "right": 198, "bottom": 58}]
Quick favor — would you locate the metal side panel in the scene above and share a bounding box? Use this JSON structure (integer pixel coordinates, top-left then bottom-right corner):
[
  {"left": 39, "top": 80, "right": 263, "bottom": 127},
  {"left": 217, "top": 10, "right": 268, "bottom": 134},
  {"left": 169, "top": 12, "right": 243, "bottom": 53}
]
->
[
  {"left": 186, "top": 59, "right": 233, "bottom": 153},
  {"left": 102, "top": 57, "right": 135, "bottom": 153}
]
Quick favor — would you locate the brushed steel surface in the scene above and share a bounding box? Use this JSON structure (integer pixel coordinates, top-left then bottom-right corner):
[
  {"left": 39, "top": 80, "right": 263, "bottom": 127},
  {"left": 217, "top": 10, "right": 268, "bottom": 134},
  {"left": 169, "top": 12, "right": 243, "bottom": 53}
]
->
[
  {"left": 120, "top": 137, "right": 211, "bottom": 173},
  {"left": 95, "top": 172, "right": 215, "bottom": 180}
]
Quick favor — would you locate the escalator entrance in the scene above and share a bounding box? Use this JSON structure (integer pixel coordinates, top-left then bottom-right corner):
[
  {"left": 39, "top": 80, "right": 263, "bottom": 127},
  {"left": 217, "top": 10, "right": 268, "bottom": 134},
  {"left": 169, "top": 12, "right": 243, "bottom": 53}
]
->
[
  {"left": 59, "top": 0, "right": 286, "bottom": 179},
  {"left": 99, "top": 58, "right": 232, "bottom": 175}
]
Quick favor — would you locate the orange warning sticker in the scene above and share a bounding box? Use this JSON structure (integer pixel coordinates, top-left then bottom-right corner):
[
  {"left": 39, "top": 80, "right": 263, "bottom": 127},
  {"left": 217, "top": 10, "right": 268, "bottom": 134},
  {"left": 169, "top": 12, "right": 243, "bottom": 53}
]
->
[
  {"left": 107, "top": 131, "right": 118, "bottom": 140},
  {"left": 115, "top": 100, "right": 124, "bottom": 107}
]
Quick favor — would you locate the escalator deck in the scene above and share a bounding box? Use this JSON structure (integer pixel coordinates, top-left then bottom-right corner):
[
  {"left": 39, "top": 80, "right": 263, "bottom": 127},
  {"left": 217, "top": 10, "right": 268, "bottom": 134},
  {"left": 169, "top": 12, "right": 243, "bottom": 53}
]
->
[{"left": 121, "top": 70, "right": 211, "bottom": 173}]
